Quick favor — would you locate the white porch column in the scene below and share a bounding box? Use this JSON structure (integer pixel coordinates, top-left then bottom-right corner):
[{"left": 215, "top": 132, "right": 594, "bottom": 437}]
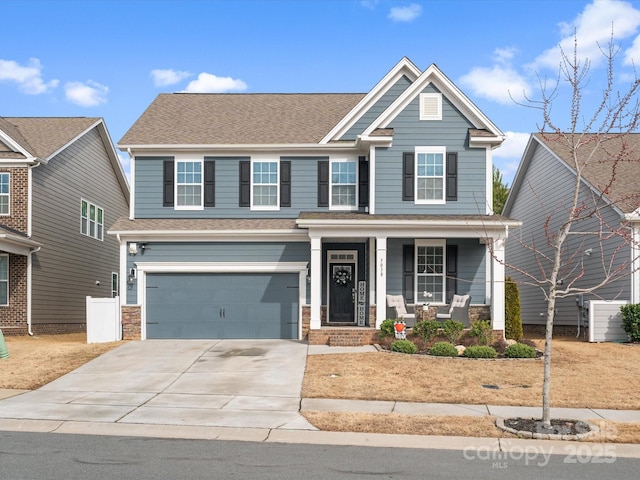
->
[
  {"left": 310, "top": 236, "right": 322, "bottom": 330},
  {"left": 375, "top": 236, "right": 387, "bottom": 328},
  {"left": 632, "top": 223, "right": 640, "bottom": 304},
  {"left": 491, "top": 236, "right": 506, "bottom": 333}
]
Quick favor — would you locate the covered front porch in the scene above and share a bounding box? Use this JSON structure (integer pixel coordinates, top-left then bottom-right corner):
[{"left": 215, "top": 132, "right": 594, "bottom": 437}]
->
[{"left": 296, "top": 213, "right": 519, "bottom": 345}]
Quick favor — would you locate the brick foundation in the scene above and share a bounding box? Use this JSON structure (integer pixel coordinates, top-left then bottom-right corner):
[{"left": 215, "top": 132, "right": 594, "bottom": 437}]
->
[
  {"left": 308, "top": 327, "right": 378, "bottom": 346},
  {"left": 523, "top": 324, "right": 580, "bottom": 337},
  {"left": 121, "top": 305, "right": 142, "bottom": 340}
]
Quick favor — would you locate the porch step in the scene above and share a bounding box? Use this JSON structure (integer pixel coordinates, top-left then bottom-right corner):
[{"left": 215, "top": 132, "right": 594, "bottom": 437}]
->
[{"left": 309, "top": 327, "right": 377, "bottom": 346}]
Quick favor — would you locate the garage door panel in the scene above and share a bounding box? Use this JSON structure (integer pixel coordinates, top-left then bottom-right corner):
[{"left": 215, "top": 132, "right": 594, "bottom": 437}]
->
[{"left": 146, "top": 272, "right": 299, "bottom": 339}]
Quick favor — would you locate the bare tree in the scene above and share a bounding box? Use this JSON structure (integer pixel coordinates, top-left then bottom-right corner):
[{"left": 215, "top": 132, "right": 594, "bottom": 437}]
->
[{"left": 500, "top": 32, "right": 640, "bottom": 428}]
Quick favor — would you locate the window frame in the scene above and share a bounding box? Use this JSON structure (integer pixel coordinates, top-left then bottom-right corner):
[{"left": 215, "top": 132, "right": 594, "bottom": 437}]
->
[
  {"left": 415, "top": 146, "right": 446, "bottom": 205},
  {"left": 419, "top": 93, "right": 442, "bottom": 121},
  {"left": 0, "top": 254, "right": 7, "bottom": 306},
  {"left": 329, "top": 158, "right": 358, "bottom": 211},
  {"left": 0, "top": 172, "right": 9, "bottom": 216},
  {"left": 415, "top": 239, "right": 446, "bottom": 304},
  {"left": 175, "top": 159, "right": 204, "bottom": 210},
  {"left": 250, "top": 159, "right": 280, "bottom": 211},
  {"left": 80, "top": 199, "right": 104, "bottom": 241},
  {"left": 111, "top": 272, "right": 119, "bottom": 298}
]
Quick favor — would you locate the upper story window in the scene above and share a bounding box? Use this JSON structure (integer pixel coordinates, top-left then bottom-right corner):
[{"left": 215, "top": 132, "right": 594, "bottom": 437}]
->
[
  {"left": 176, "top": 160, "right": 203, "bottom": 209},
  {"left": 0, "top": 173, "right": 9, "bottom": 215},
  {"left": 252, "top": 160, "right": 279, "bottom": 210},
  {"left": 81, "top": 199, "right": 104, "bottom": 241},
  {"left": 330, "top": 160, "right": 357, "bottom": 210},
  {"left": 416, "top": 239, "right": 445, "bottom": 304},
  {"left": 415, "top": 147, "right": 446, "bottom": 204},
  {"left": 419, "top": 93, "right": 442, "bottom": 121},
  {"left": 0, "top": 254, "right": 7, "bottom": 306}
]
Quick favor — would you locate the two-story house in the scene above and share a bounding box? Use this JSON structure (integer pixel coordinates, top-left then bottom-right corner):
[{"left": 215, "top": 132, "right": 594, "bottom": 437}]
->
[
  {"left": 0, "top": 117, "right": 129, "bottom": 335},
  {"left": 110, "top": 57, "right": 519, "bottom": 344}
]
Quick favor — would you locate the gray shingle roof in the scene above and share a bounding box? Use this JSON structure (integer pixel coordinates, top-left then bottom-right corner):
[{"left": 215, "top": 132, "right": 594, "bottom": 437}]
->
[
  {"left": 535, "top": 133, "right": 640, "bottom": 214},
  {"left": 0, "top": 117, "right": 99, "bottom": 159},
  {"left": 118, "top": 93, "right": 366, "bottom": 146}
]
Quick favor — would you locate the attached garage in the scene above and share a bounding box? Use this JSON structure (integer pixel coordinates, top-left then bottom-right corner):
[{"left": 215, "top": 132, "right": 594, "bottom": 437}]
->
[{"left": 145, "top": 272, "right": 300, "bottom": 339}]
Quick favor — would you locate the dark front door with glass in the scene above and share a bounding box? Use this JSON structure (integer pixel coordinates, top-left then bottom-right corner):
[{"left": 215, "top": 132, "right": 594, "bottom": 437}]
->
[{"left": 328, "top": 263, "right": 355, "bottom": 323}]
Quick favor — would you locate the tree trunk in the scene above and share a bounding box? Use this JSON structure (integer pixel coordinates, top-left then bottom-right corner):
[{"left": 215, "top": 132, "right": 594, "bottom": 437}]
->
[{"left": 542, "top": 292, "right": 555, "bottom": 426}]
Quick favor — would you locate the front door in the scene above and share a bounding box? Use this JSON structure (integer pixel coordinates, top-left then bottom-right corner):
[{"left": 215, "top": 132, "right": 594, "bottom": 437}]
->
[{"left": 328, "top": 262, "right": 355, "bottom": 323}]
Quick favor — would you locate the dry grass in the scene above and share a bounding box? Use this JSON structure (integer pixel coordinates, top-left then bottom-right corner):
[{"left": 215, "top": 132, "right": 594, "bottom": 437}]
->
[
  {"left": 0, "top": 333, "right": 123, "bottom": 390},
  {"left": 302, "top": 336, "right": 640, "bottom": 410}
]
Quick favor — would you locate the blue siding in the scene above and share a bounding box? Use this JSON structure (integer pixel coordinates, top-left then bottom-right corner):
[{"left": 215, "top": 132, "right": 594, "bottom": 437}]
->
[
  {"left": 126, "top": 241, "right": 310, "bottom": 304},
  {"left": 374, "top": 85, "right": 486, "bottom": 215},
  {"left": 386, "top": 238, "right": 486, "bottom": 304},
  {"left": 134, "top": 156, "right": 331, "bottom": 218},
  {"left": 341, "top": 75, "right": 412, "bottom": 140}
]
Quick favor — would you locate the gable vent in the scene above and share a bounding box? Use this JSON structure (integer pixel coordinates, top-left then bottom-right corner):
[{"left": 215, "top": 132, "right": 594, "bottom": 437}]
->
[{"left": 420, "top": 93, "right": 442, "bottom": 121}]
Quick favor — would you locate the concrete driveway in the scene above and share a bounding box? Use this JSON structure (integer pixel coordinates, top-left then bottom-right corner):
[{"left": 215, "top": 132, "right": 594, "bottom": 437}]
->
[{"left": 0, "top": 340, "right": 316, "bottom": 431}]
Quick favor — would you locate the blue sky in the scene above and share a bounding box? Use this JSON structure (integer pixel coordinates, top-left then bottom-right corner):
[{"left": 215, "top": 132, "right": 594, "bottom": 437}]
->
[{"left": 3, "top": 0, "right": 640, "bottom": 184}]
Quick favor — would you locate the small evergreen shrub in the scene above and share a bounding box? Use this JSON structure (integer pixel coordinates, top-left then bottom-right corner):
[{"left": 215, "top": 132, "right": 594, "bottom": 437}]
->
[
  {"left": 620, "top": 304, "right": 640, "bottom": 342},
  {"left": 469, "top": 320, "right": 492, "bottom": 346},
  {"left": 379, "top": 319, "right": 396, "bottom": 338},
  {"left": 505, "top": 276, "right": 523, "bottom": 341},
  {"left": 442, "top": 320, "right": 465, "bottom": 344},
  {"left": 391, "top": 339, "right": 419, "bottom": 354},
  {"left": 429, "top": 341, "right": 459, "bottom": 357},
  {"left": 413, "top": 320, "right": 442, "bottom": 343},
  {"left": 504, "top": 343, "right": 537, "bottom": 358},
  {"left": 463, "top": 345, "right": 498, "bottom": 359}
]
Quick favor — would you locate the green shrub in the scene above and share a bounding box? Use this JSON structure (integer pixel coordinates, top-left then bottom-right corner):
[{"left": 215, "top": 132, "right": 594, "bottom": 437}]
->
[
  {"left": 413, "top": 320, "right": 442, "bottom": 343},
  {"left": 620, "top": 304, "right": 640, "bottom": 342},
  {"left": 505, "top": 276, "right": 523, "bottom": 341},
  {"left": 391, "top": 339, "right": 419, "bottom": 354},
  {"left": 463, "top": 345, "right": 498, "bottom": 358},
  {"left": 379, "top": 319, "right": 396, "bottom": 338},
  {"left": 469, "top": 320, "right": 492, "bottom": 346},
  {"left": 429, "top": 341, "right": 459, "bottom": 357},
  {"left": 442, "top": 320, "right": 465, "bottom": 344},
  {"left": 504, "top": 343, "right": 537, "bottom": 358}
]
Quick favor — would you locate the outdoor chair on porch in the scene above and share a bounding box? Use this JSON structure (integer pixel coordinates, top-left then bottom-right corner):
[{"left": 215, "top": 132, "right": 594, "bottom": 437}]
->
[
  {"left": 386, "top": 294, "right": 417, "bottom": 327},
  {"left": 435, "top": 294, "right": 471, "bottom": 327}
]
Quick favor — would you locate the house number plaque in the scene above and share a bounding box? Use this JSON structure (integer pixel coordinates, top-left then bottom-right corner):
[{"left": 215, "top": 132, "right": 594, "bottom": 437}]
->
[{"left": 357, "top": 280, "right": 366, "bottom": 326}]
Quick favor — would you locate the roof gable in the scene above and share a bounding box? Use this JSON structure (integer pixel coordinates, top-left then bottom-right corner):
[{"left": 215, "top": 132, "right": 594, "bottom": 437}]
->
[
  {"left": 504, "top": 133, "right": 640, "bottom": 216},
  {"left": 361, "top": 64, "right": 503, "bottom": 139}
]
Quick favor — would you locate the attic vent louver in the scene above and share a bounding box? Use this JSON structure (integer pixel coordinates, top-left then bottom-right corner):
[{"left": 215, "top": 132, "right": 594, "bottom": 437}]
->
[{"left": 420, "top": 93, "right": 442, "bottom": 121}]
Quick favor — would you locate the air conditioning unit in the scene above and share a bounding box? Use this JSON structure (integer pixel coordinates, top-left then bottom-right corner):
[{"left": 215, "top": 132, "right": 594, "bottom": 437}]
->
[{"left": 588, "top": 300, "right": 629, "bottom": 343}]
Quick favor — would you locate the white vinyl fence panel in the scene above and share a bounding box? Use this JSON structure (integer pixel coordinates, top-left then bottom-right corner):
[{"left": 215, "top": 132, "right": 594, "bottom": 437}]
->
[{"left": 86, "top": 296, "right": 121, "bottom": 343}]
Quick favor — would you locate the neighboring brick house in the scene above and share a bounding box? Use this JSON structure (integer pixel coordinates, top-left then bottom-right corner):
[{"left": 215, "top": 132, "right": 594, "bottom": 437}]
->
[
  {"left": 0, "top": 117, "right": 129, "bottom": 335},
  {"left": 112, "top": 57, "right": 519, "bottom": 343}
]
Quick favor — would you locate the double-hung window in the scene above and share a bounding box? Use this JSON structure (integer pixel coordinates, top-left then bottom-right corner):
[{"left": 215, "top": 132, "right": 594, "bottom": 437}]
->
[
  {"left": 176, "top": 160, "right": 203, "bottom": 209},
  {"left": 415, "top": 147, "right": 445, "bottom": 203},
  {"left": 81, "top": 199, "right": 104, "bottom": 241},
  {"left": 252, "top": 160, "right": 279, "bottom": 209},
  {"left": 0, "top": 254, "right": 7, "bottom": 306},
  {"left": 0, "top": 173, "right": 9, "bottom": 215},
  {"left": 330, "top": 159, "right": 357, "bottom": 210},
  {"left": 416, "top": 240, "right": 445, "bottom": 304}
]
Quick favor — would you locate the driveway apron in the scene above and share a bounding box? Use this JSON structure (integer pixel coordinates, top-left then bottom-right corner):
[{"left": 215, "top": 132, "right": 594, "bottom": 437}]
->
[{"left": 0, "top": 340, "right": 316, "bottom": 430}]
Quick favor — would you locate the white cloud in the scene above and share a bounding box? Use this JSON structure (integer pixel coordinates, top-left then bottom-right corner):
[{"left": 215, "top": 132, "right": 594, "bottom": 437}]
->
[
  {"left": 64, "top": 80, "right": 109, "bottom": 107},
  {"left": 459, "top": 63, "right": 531, "bottom": 105},
  {"left": 182, "top": 73, "right": 247, "bottom": 93},
  {"left": 0, "top": 57, "right": 58, "bottom": 94},
  {"left": 624, "top": 32, "right": 640, "bottom": 65},
  {"left": 388, "top": 3, "right": 422, "bottom": 22},
  {"left": 151, "top": 68, "right": 191, "bottom": 87},
  {"left": 533, "top": 0, "right": 640, "bottom": 71},
  {"left": 360, "top": 0, "right": 380, "bottom": 9}
]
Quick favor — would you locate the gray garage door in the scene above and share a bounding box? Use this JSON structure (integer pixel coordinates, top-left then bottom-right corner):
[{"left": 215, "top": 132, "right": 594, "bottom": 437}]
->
[{"left": 145, "top": 272, "right": 299, "bottom": 339}]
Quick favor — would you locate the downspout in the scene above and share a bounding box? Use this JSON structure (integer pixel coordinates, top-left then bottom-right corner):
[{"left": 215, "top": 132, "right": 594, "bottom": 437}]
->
[{"left": 27, "top": 159, "right": 42, "bottom": 336}]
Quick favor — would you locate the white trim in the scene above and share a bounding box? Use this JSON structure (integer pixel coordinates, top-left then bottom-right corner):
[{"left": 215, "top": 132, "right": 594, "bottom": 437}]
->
[
  {"left": 375, "top": 236, "right": 387, "bottom": 328},
  {"left": 128, "top": 150, "right": 135, "bottom": 220},
  {"left": 135, "top": 261, "right": 308, "bottom": 341},
  {"left": 310, "top": 237, "right": 322, "bottom": 330},
  {"left": 631, "top": 225, "right": 640, "bottom": 304},
  {"left": 320, "top": 57, "right": 422, "bottom": 143},
  {"left": 118, "top": 237, "right": 128, "bottom": 309},
  {"left": 174, "top": 159, "right": 204, "bottom": 211},
  {"left": 0, "top": 128, "right": 33, "bottom": 159},
  {"left": 369, "top": 145, "right": 376, "bottom": 214},
  {"left": 0, "top": 253, "right": 8, "bottom": 306},
  {"left": 250, "top": 158, "right": 280, "bottom": 211},
  {"left": 0, "top": 172, "right": 10, "bottom": 216},
  {"left": 419, "top": 93, "right": 442, "bottom": 121},
  {"left": 415, "top": 239, "right": 446, "bottom": 304},
  {"left": 329, "top": 158, "right": 358, "bottom": 211},
  {"left": 414, "top": 146, "right": 446, "bottom": 204},
  {"left": 486, "top": 147, "right": 493, "bottom": 214}
]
